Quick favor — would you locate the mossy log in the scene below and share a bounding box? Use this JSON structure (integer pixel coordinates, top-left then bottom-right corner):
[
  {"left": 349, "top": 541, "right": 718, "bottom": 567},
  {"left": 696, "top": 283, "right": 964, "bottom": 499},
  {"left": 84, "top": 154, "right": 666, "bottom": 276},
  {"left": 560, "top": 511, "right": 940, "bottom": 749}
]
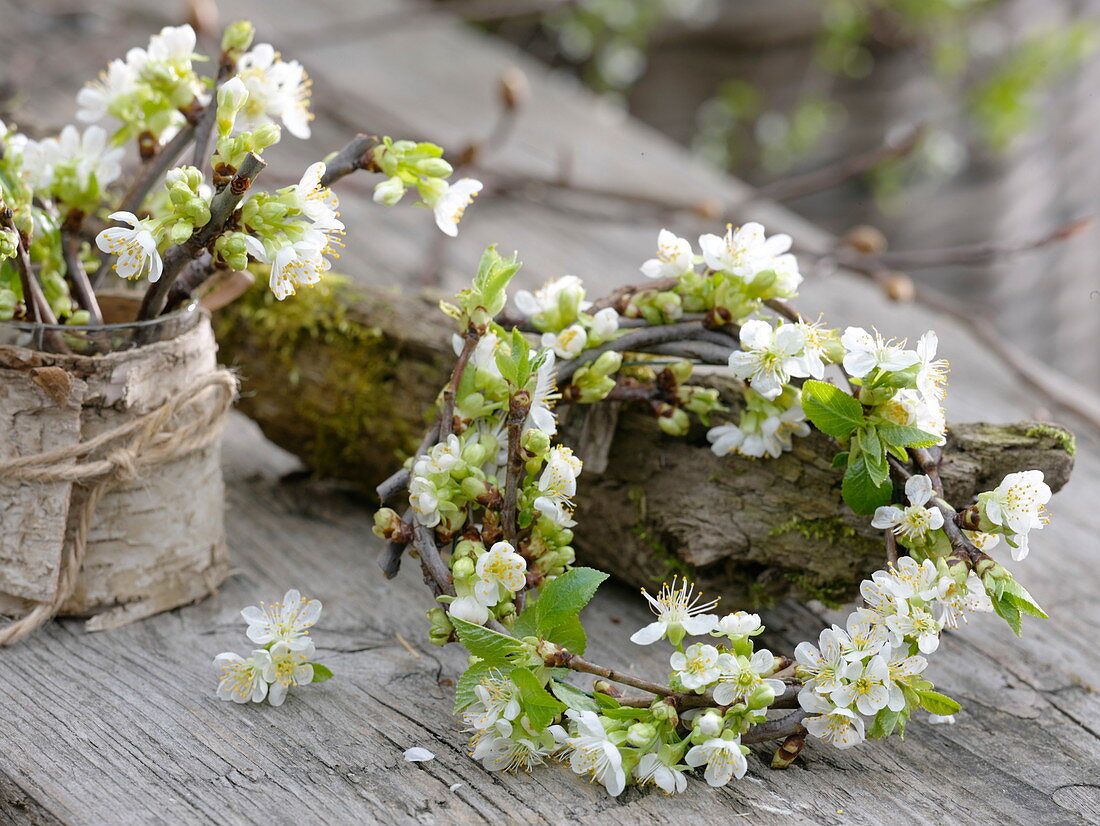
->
[{"left": 215, "top": 279, "right": 1076, "bottom": 606}]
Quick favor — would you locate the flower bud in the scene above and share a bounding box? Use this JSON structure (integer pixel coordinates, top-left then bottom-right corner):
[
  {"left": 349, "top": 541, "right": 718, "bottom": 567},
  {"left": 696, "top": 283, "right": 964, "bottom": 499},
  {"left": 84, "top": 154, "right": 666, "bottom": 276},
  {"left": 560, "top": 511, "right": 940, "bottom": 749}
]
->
[
  {"left": 592, "top": 350, "right": 622, "bottom": 377},
  {"left": 372, "top": 507, "right": 402, "bottom": 540},
  {"left": 626, "top": 722, "right": 657, "bottom": 747},
  {"left": 216, "top": 77, "right": 249, "bottom": 136},
  {"left": 522, "top": 428, "right": 551, "bottom": 457},
  {"left": 416, "top": 176, "right": 448, "bottom": 205},
  {"left": 460, "top": 476, "right": 488, "bottom": 500},
  {"left": 373, "top": 176, "right": 406, "bottom": 207},
  {"left": 452, "top": 556, "right": 476, "bottom": 581},
  {"left": 651, "top": 700, "right": 679, "bottom": 726},
  {"left": 221, "top": 20, "right": 256, "bottom": 55},
  {"left": 414, "top": 158, "right": 453, "bottom": 178},
  {"left": 249, "top": 123, "right": 282, "bottom": 151},
  {"left": 427, "top": 606, "right": 454, "bottom": 646},
  {"left": 657, "top": 406, "right": 690, "bottom": 437},
  {"left": 654, "top": 290, "right": 683, "bottom": 321},
  {"left": 667, "top": 360, "right": 693, "bottom": 385},
  {"left": 696, "top": 711, "right": 723, "bottom": 736},
  {"left": 0, "top": 228, "right": 18, "bottom": 260},
  {"left": 842, "top": 224, "right": 888, "bottom": 254}
]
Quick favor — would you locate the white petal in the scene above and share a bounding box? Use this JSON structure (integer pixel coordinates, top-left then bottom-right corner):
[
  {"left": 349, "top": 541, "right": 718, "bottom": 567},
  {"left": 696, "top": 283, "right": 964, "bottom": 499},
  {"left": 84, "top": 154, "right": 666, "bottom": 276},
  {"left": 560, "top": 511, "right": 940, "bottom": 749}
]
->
[{"left": 403, "top": 747, "right": 436, "bottom": 762}]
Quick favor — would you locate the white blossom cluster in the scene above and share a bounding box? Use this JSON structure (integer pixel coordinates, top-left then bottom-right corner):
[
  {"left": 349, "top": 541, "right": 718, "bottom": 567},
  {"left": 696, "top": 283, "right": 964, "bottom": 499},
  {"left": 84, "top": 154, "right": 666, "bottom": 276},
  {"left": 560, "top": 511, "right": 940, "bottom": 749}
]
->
[{"left": 212, "top": 589, "right": 328, "bottom": 706}]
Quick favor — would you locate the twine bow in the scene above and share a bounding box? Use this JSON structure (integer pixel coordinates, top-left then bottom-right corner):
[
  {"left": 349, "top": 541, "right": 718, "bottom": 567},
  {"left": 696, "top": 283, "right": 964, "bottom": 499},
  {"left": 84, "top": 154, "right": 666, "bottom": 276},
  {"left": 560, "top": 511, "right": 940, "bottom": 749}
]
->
[{"left": 0, "top": 369, "right": 238, "bottom": 645}]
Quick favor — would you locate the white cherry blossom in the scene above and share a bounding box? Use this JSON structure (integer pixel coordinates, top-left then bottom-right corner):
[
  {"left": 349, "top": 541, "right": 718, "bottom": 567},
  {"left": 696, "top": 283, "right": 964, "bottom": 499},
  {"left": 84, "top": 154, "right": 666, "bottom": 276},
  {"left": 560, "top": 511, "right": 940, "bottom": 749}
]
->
[
  {"left": 541, "top": 324, "right": 587, "bottom": 359},
  {"left": 533, "top": 445, "right": 582, "bottom": 526},
  {"left": 462, "top": 672, "right": 522, "bottom": 732},
  {"left": 832, "top": 655, "right": 892, "bottom": 716},
  {"left": 640, "top": 228, "right": 694, "bottom": 279},
  {"left": 714, "top": 611, "right": 763, "bottom": 638},
  {"left": 241, "top": 588, "right": 322, "bottom": 651},
  {"left": 589, "top": 307, "right": 620, "bottom": 339},
  {"left": 95, "top": 211, "right": 163, "bottom": 281},
  {"left": 841, "top": 326, "right": 919, "bottom": 378},
  {"left": 795, "top": 627, "right": 848, "bottom": 694},
  {"left": 727, "top": 320, "right": 809, "bottom": 401},
  {"left": 698, "top": 222, "right": 790, "bottom": 278},
  {"left": 265, "top": 640, "right": 315, "bottom": 706},
  {"left": 630, "top": 578, "right": 720, "bottom": 644},
  {"left": 473, "top": 541, "right": 527, "bottom": 605},
  {"left": 798, "top": 690, "right": 866, "bottom": 749},
  {"left": 236, "top": 42, "right": 313, "bottom": 139},
  {"left": 430, "top": 178, "right": 482, "bottom": 237},
  {"left": 871, "top": 474, "right": 945, "bottom": 542},
  {"left": 635, "top": 752, "right": 687, "bottom": 794},
  {"left": 213, "top": 650, "right": 272, "bottom": 704},
  {"left": 670, "top": 643, "right": 725, "bottom": 690},
  {"left": 526, "top": 352, "right": 560, "bottom": 436},
  {"left": 983, "top": 470, "right": 1051, "bottom": 560},
  {"left": 712, "top": 648, "right": 785, "bottom": 705},
  {"left": 684, "top": 737, "right": 748, "bottom": 787},
  {"left": 563, "top": 710, "right": 626, "bottom": 796},
  {"left": 915, "top": 330, "right": 949, "bottom": 401},
  {"left": 449, "top": 595, "right": 490, "bottom": 626}
]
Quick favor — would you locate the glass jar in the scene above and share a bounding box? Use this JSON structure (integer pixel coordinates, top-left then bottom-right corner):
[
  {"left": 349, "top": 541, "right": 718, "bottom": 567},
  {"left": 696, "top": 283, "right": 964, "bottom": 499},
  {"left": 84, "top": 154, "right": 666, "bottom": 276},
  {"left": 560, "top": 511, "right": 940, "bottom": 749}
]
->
[{"left": 0, "top": 295, "right": 200, "bottom": 355}]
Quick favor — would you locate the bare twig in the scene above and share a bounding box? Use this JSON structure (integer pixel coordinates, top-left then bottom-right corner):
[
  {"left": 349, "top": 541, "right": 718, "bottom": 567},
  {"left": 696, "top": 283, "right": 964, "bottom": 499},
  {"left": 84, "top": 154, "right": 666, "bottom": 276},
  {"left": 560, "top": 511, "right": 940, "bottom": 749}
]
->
[
  {"left": 60, "top": 211, "right": 102, "bottom": 324},
  {"left": 2, "top": 207, "right": 67, "bottom": 351},
  {"left": 137, "top": 152, "right": 266, "bottom": 321},
  {"left": 557, "top": 320, "right": 706, "bottom": 384},
  {"left": 839, "top": 216, "right": 1092, "bottom": 271},
  {"left": 413, "top": 522, "right": 454, "bottom": 598},
  {"left": 319, "top": 134, "right": 380, "bottom": 188},
  {"left": 502, "top": 390, "right": 531, "bottom": 545},
  {"left": 743, "top": 711, "right": 808, "bottom": 745},
  {"left": 754, "top": 125, "right": 924, "bottom": 204},
  {"left": 441, "top": 328, "right": 479, "bottom": 439},
  {"left": 162, "top": 252, "right": 214, "bottom": 313}
]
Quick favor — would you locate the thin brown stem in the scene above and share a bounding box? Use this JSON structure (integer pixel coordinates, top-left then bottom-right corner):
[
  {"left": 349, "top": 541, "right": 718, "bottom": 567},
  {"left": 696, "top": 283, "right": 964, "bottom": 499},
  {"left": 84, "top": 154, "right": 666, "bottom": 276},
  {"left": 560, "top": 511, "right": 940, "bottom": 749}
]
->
[
  {"left": 557, "top": 320, "right": 706, "bottom": 384},
  {"left": 413, "top": 522, "right": 454, "bottom": 598},
  {"left": 60, "top": 211, "right": 102, "bottom": 324},
  {"left": 441, "top": 328, "right": 479, "bottom": 439},
  {"left": 742, "top": 711, "right": 808, "bottom": 745},
  {"left": 319, "top": 134, "right": 380, "bottom": 188},
  {"left": 137, "top": 151, "right": 266, "bottom": 321},
  {"left": 502, "top": 390, "right": 531, "bottom": 545}
]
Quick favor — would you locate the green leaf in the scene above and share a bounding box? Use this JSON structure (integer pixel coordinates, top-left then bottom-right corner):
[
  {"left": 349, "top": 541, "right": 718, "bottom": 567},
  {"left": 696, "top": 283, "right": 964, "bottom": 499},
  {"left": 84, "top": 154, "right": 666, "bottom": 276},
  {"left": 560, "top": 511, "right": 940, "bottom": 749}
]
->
[
  {"left": 842, "top": 455, "right": 894, "bottom": 514},
  {"left": 594, "top": 691, "right": 621, "bottom": 709},
  {"left": 877, "top": 424, "right": 940, "bottom": 450},
  {"left": 544, "top": 614, "right": 588, "bottom": 655},
  {"left": 600, "top": 706, "right": 651, "bottom": 721},
  {"left": 915, "top": 689, "right": 962, "bottom": 716},
  {"left": 452, "top": 617, "right": 525, "bottom": 664},
  {"left": 310, "top": 663, "right": 333, "bottom": 683},
  {"left": 858, "top": 427, "right": 883, "bottom": 465},
  {"left": 831, "top": 451, "right": 849, "bottom": 469},
  {"left": 534, "top": 568, "right": 608, "bottom": 638},
  {"left": 453, "top": 662, "right": 496, "bottom": 713},
  {"left": 991, "top": 593, "right": 1023, "bottom": 636},
  {"left": 801, "top": 380, "right": 865, "bottom": 439},
  {"left": 1000, "top": 578, "right": 1048, "bottom": 619},
  {"left": 549, "top": 679, "right": 600, "bottom": 712},
  {"left": 867, "top": 706, "right": 907, "bottom": 739},
  {"left": 510, "top": 667, "right": 566, "bottom": 728}
]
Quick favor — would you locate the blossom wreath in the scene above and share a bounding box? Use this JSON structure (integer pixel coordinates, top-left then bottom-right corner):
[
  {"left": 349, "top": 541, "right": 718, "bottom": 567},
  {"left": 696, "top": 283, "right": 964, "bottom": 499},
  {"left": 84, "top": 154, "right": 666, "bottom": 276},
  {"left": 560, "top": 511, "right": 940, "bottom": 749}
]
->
[{"left": 373, "top": 224, "right": 1055, "bottom": 795}]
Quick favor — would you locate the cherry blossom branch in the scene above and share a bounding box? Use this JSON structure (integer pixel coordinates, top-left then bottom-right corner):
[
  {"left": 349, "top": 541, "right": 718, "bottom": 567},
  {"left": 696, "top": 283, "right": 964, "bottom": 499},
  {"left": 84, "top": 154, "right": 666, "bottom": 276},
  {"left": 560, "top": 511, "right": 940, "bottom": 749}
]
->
[
  {"left": 60, "top": 210, "right": 102, "bottom": 324},
  {"left": 413, "top": 522, "right": 454, "bottom": 598},
  {"left": 191, "top": 49, "right": 240, "bottom": 173},
  {"left": 137, "top": 151, "right": 266, "bottom": 321},
  {"left": 557, "top": 320, "right": 708, "bottom": 384}
]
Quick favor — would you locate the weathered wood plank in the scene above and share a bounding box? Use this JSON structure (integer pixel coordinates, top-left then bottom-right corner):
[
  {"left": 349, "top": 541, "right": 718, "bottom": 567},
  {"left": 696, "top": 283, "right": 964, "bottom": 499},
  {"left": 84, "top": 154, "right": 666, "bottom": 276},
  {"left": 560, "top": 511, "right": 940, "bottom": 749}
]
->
[{"left": 0, "top": 0, "right": 1096, "bottom": 823}]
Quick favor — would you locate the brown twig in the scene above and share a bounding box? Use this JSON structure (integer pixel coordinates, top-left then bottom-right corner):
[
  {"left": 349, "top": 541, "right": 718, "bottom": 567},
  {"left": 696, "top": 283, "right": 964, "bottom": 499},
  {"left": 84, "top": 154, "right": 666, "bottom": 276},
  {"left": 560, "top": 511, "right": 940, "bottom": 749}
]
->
[
  {"left": 60, "top": 210, "right": 102, "bottom": 324},
  {"left": 191, "top": 50, "right": 239, "bottom": 173},
  {"left": 839, "top": 215, "right": 1092, "bottom": 271},
  {"left": 319, "top": 134, "right": 380, "bottom": 188},
  {"left": 754, "top": 125, "right": 925, "bottom": 204},
  {"left": 557, "top": 320, "right": 706, "bottom": 384},
  {"left": 441, "top": 327, "right": 480, "bottom": 439},
  {"left": 501, "top": 390, "right": 531, "bottom": 545},
  {"left": 742, "top": 711, "right": 809, "bottom": 745},
  {"left": 137, "top": 152, "right": 266, "bottom": 321}
]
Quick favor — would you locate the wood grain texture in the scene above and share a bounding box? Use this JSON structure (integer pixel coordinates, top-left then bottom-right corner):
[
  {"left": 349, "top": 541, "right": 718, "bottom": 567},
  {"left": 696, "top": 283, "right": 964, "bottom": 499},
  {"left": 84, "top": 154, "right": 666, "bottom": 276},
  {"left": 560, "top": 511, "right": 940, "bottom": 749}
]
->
[{"left": 0, "top": 0, "right": 1096, "bottom": 823}]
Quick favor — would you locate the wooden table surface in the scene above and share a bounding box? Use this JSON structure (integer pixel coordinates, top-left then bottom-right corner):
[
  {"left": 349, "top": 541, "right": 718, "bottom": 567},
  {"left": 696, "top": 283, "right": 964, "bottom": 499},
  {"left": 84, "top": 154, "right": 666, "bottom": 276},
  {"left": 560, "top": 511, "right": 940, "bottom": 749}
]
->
[{"left": 1, "top": 1, "right": 1097, "bottom": 823}]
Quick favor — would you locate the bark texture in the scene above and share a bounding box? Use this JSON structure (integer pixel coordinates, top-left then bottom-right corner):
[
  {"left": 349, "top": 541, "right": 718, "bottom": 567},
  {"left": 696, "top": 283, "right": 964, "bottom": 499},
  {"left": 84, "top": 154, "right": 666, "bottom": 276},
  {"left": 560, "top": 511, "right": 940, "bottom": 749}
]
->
[
  {"left": 0, "top": 297, "right": 231, "bottom": 631},
  {"left": 216, "top": 280, "right": 1075, "bottom": 605}
]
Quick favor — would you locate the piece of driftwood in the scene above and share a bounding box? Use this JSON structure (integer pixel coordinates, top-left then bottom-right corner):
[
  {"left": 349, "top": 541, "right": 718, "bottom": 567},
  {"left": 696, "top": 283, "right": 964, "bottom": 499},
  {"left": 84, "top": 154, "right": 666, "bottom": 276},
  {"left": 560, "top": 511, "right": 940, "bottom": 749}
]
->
[
  {"left": 0, "top": 297, "right": 232, "bottom": 633},
  {"left": 216, "top": 279, "right": 1075, "bottom": 605}
]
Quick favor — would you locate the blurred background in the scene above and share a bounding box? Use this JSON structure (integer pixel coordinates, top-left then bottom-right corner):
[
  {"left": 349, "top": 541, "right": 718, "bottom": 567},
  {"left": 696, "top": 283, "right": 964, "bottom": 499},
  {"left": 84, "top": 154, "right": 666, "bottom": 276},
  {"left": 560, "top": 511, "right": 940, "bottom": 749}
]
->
[{"left": 2, "top": 0, "right": 1097, "bottom": 418}]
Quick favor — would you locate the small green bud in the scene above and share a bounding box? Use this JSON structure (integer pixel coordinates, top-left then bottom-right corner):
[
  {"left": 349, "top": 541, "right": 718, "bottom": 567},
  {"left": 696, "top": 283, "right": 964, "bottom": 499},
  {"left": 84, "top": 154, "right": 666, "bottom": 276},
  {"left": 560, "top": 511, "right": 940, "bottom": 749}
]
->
[
  {"left": 373, "top": 176, "right": 406, "bottom": 207},
  {"left": 427, "top": 607, "right": 454, "bottom": 647},
  {"left": 414, "top": 157, "right": 453, "bottom": 178},
  {"left": 626, "top": 723, "right": 657, "bottom": 747},
  {"left": 667, "top": 360, "right": 693, "bottom": 385},
  {"left": 221, "top": 20, "right": 256, "bottom": 55},
  {"left": 67, "top": 309, "right": 90, "bottom": 326},
  {"left": 651, "top": 701, "right": 678, "bottom": 726},
  {"left": 591, "top": 350, "right": 623, "bottom": 377},
  {"left": 460, "top": 476, "right": 488, "bottom": 500},
  {"left": 248, "top": 123, "right": 282, "bottom": 151},
  {"left": 657, "top": 406, "right": 690, "bottom": 437},
  {"left": 416, "top": 176, "right": 448, "bottom": 204},
  {"left": 0, "top": 228, "right": 20, "bottom": 260},
  {"left": 454, "top": 539, "right": 483, "bottom": 560},
  {"left": 452, "top": 556, "right": 476, "bottom": 581},
  {"left": 372, "top": 507, "right": 402, "bottom": 540},
  {"left": 654, "top": 291, "right": 683, "bottom": 320},
  {"left": 522, "top": 428, "right": 551, "bottom": 456},
  {"left": 216, "top": 77, "right": 249, "bottom": 136}
]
